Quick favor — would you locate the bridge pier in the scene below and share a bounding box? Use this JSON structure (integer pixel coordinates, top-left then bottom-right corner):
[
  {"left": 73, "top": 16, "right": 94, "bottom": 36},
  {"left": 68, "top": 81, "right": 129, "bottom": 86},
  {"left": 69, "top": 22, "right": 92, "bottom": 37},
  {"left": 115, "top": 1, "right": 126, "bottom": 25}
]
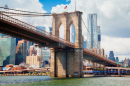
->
[
  {"left": 50, "top": 11, "right": 83, "bottom": 78},
  {"left": 50, "top": 48, "right": 83, "bottom": 78}
]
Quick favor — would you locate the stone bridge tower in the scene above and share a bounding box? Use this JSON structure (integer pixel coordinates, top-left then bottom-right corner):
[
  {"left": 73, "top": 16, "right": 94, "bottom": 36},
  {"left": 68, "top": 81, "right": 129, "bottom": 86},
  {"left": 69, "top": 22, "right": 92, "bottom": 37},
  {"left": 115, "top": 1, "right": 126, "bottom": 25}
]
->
[{"left": 50, "top": 11, "right": 83, "bottom": 77}]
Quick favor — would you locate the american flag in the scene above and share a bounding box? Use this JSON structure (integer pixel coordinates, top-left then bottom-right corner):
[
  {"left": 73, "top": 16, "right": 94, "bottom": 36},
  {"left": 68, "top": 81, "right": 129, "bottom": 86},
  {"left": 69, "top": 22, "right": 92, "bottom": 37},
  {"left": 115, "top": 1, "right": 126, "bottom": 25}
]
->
[{"left": 64, "top": 6, "right": 67, "bottom": 9}]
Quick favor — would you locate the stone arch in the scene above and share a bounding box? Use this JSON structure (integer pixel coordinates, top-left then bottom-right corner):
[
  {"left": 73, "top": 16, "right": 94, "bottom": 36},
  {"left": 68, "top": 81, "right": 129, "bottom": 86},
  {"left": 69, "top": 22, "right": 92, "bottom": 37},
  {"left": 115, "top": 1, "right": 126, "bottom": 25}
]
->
[
  {"left": 59, "top": 23, "right": 64, "bottom": 39},
  {"left": 52, "top": 11, "right": 83, "bottom": 48},
  {"left": 69, "top": 21, "right": 75, "bottom": 44}
]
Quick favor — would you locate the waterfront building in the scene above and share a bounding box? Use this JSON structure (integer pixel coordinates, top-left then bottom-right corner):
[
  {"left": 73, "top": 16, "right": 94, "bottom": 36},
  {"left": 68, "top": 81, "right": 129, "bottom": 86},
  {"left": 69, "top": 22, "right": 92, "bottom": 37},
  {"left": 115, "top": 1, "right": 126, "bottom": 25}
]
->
[
  {"left": 26, "top": 55, "right": 42, "bottom": 67},
  {"left": 116, "top": 57, "right": 119, "bottom": 64},
  {"left": 34, "top": 44, "right": 43, "bottom": 57},
  {"left": 28, "top": 47, "right": 37, "bottom": 56},
  {"left": 108, "top": 51, "right": 116, "bottom": 62},
  {"left": 129, "top": 59, "right": 130, "bottom": 66},
  {"left": 124, "top": 58, "right": 129, "bottom": 67},
  {"left": 119, "top": 60, "right": 124, "bottom": 66},
  {"left": 15, "top": 40, "right": 27, "bottom": 65},
  {"left": 0, "top": 36, "right": 16, "bottom": 66}
]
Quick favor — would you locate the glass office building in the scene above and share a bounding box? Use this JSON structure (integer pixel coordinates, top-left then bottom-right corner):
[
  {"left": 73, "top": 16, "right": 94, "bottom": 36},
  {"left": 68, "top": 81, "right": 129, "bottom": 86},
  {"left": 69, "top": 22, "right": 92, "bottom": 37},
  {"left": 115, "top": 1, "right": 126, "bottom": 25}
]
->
[
  {"left": 87, "top": 13, "right": 101, "bottom": 49},
  {"left": 116, "top": 57, "right": 119, "bottom": 64},
  {"left": 108, "top": 51, "right": 116, "bottom": 62},
  {"left": 97, "top": 26, "right": 101, "bottom": 49},
  {"left": 15, "top": 40, "right": 27, "bottom": 65},
  {"left": 0, "top": 37, "right": 16, "bottom": 66}
]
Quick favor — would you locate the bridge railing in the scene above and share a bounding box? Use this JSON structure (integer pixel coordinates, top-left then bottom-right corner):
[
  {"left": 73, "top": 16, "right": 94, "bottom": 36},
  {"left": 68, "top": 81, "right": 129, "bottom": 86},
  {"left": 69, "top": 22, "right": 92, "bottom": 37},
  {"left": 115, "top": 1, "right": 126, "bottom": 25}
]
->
[
  {"left": 83, "top": 48, "right": 118, "bottom": 66},
  {"left": 0, "top": 12, "right": 75, "bottom": 48}
]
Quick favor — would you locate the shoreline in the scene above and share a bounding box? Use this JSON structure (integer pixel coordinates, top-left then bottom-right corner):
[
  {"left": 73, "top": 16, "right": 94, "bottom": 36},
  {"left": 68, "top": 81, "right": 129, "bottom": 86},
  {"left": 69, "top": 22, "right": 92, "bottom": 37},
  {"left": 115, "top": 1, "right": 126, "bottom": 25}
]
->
[
  {"left": 84, "top": 75, "right": 130, "bottom": 77},
  {"left": 0, "top": 74, "right": 50, "bottom": 76},
  {"left": 1, "top": 74, "right": 130, "bottom": 77}
]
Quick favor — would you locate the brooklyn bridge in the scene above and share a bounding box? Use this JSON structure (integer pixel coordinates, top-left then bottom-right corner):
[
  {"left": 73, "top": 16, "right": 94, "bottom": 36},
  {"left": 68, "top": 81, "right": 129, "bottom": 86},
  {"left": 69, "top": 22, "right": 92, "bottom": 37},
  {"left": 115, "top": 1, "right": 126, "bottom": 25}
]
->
[{"left": 0, "top": 7, "right": 120, "bottom": 77}]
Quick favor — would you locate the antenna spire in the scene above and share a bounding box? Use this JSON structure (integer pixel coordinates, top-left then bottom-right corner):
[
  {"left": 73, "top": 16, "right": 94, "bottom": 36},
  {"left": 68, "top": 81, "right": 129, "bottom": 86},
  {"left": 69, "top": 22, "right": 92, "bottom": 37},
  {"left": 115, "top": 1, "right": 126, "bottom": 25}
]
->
[{"left": 75, "top": 1, "right": 76, "bottom": 11}]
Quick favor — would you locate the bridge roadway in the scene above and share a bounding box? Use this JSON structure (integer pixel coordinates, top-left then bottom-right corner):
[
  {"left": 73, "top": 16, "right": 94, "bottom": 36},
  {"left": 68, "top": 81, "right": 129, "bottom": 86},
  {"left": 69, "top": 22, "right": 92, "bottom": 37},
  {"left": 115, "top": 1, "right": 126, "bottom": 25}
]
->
[{"left": 0, "top": 13, "right": 119, "bottom": 67}]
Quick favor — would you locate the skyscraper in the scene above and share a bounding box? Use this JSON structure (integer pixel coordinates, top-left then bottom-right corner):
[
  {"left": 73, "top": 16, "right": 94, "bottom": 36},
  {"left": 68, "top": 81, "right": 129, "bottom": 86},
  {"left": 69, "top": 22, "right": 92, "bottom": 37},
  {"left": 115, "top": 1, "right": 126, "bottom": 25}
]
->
[
  {"left": 28, "top": 47, "right": 37, "bottom": 56},
  {"left": 27, "top": 41, "right": 33, "bottom": 50},
  {"left": 26, "top": 55, "right": 42, "bottom": 67},
  {"left": 124, "top": 58, "right": 129, "bottom": 67},
  {"left": 97, "top": 26, "right": 101, "bottom": 49},
  {"left": 0, "top": 33, "right": 22, "bottom": 46},
  {"left": 0, "top": 33, "right": 9, "bottom": 38},
  {"left": 15, "top": 40, "right": 27, "bottom": 65},
  {"left": 115, "top": 57, "right": 119, "bottom": 64},
  {"left": 34, "top": 44, "right": 43, "bottom": 57},
  {"left": 87, "top": 13, "right": 100, "bottom": 49},
  {"left": 108, "top": 51, "right": 116, "bottom": 62},
  {"left": 0, "top": 37, "right": 16, "bottom": 66},
  {"left": 16, "top": 38, "right": 22, "bottom": 45}
]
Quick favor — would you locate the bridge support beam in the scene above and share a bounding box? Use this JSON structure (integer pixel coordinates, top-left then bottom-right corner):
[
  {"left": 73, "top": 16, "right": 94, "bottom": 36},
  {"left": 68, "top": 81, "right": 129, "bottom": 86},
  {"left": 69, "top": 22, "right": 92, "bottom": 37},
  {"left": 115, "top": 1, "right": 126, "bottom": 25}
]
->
[
  {"left": 50, "top": 48, "right": 83, "bottom": 78},
  {"left": 118, "top": 69, "right": 120, "bottom": 76}
]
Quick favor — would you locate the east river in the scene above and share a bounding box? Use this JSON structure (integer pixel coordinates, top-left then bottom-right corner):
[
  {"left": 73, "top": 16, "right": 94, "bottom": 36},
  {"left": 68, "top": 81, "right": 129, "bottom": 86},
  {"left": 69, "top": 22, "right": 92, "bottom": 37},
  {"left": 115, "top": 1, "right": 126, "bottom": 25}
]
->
[{"left": 0, "top": 76, "right": 130, "bottom": 86}]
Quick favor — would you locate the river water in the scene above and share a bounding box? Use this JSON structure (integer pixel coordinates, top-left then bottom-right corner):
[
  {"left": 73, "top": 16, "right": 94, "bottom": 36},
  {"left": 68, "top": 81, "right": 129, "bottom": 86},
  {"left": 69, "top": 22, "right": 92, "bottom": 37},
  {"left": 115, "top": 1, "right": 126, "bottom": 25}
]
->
[{"left": 0, "top": 76, "right": 130, "bottom": 86}]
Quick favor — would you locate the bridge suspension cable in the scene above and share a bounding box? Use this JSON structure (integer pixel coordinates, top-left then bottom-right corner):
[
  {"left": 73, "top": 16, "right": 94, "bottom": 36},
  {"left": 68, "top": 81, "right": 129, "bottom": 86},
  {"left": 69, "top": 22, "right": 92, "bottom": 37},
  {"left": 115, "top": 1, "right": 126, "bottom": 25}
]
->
[
  {"left": 0, "top": 7, "right": 51, "bottom": 14},
  {"left": 81, "top": 18, "right": 99, "bottom": 49},
  {"left": 0, "top": 7, "right": 52, "bottom": 17},
  {"left": 0, "top": 11, "right": 52, "bottom": 16}
]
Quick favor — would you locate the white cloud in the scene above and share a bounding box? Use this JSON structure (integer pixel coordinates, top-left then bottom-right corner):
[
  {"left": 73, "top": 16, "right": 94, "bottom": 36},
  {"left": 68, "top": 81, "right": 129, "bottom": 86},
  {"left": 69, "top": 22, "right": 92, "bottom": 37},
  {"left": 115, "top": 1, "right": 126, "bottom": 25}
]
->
[
  {"left": 51, "top": 0, "right": 130, "bottom": 37},
  {"left": 101, "top": 36, "right": 130, "bottom": 61},
  {"left": 66, "top": 0, "right": 70, "bottom": 2},
  {"left": 116, "top": 55, "right": 130, "bottom": 62},
  {"left": 0, "top": 0, "right": 52, "bottom": 31}
]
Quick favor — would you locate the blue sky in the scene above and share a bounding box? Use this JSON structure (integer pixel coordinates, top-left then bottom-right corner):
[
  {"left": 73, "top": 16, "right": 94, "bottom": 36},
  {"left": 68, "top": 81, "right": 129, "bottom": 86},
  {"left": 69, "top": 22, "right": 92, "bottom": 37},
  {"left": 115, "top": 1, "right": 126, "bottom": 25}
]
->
[{"left": 39, "top": 0, "right": 70, "bottom": 13}]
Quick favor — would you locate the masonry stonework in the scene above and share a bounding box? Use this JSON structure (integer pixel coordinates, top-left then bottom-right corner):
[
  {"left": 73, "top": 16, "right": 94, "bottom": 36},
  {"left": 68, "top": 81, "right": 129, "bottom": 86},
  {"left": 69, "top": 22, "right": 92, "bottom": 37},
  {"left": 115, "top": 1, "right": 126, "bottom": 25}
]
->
[{"left": 50, "top": 11, "right": 83, "bottom": 78}]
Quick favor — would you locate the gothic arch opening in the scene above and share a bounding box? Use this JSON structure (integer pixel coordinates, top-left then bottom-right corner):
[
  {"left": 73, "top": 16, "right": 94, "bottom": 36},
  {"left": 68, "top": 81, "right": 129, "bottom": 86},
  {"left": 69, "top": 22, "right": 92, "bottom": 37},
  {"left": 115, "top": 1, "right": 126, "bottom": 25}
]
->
[
  {"left": 69, "top": 23, "right": 75, "bottom": 44},
  {"left": 59, "top": 23, "right": 64, "bottom": 39}
]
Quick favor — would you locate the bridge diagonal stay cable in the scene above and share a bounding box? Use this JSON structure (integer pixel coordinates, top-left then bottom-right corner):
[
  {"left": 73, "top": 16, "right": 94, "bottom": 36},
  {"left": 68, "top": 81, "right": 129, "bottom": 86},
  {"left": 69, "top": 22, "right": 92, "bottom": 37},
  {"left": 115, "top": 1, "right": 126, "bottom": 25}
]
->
[
  {"left": 63, "top": 22, "right": 91, "bottom": 49},
  {"left": 66, "top": 25, "right": 91, "bottom": 49},
  {"left": 81, "top": 18, "right": 99, "bottom": 49}
]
